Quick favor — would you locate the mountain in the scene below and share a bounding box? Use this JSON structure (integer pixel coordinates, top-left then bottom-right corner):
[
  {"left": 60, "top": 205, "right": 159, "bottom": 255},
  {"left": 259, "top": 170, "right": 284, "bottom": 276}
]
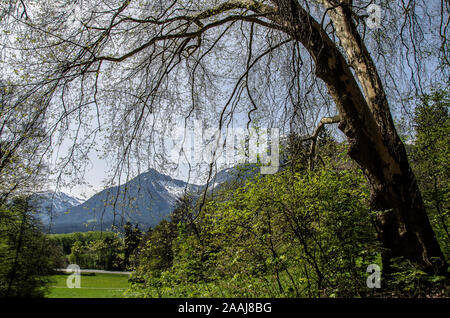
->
[
  {"left": 205, "top": 164, "right": 259, "bottom": 192},
  {"left": 41, "top": 169, "right": 203, "bottom": 233},
  {"left": 29, "top": 191, "right": 84, "bottom": 226},
  {"left": 33, "top": 165, "right": 258, "bottom": 234}
]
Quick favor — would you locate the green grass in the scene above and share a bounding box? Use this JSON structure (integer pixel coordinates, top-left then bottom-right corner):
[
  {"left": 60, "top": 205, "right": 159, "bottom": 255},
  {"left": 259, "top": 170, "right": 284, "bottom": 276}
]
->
[{"left": 46, "top": 273, "right": 131, "bottom": 298}]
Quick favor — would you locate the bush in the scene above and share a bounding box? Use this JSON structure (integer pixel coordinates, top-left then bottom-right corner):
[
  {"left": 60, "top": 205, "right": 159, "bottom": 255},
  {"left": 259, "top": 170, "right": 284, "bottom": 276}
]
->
[{"left": 129, "top": 154, "right": 382, "bottom": 297}]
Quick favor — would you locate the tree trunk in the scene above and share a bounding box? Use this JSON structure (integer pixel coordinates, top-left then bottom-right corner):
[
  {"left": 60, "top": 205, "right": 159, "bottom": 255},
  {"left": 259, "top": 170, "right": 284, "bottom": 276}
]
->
[
  {"left": 350, "top": 128, "right": 447, "bottom": 275},
  {"left": 261, "top": 0, "right": 448, "bottom": 275},
  {"left": 320, "top": 1, "right": 448, "bottom": 276}
]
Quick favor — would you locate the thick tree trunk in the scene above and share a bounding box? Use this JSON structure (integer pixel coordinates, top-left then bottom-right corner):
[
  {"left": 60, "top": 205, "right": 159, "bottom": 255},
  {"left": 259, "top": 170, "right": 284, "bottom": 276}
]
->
[
  {"left": 369, "top": 156, "right": 447, "bottom": 275},
  {"left": 319, "top": 1, "right": 448, "bottom": 275},
  {"left": 331, "top": 61, "right": 448, "bottom": 276},
  {"left": 260, "top": 0, "right": 448, "bottom": 275},
  {"left": 345, "top": 119, "right": 447, "bottom": 275}
]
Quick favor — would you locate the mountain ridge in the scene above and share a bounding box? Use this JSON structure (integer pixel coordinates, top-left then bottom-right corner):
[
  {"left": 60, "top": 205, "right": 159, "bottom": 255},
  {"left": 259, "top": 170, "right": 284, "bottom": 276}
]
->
[
  {"left": 33, "top": 166, "right": 256, "bottom": 233},
  {"left": 34, "top": 168, "right": 202, "bottom": 233}
]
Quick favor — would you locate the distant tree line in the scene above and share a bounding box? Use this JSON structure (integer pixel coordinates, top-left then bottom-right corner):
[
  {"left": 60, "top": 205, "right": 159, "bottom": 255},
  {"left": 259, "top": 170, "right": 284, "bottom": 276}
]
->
[{"left": 49, "top": 225, "right": 143, "bottom": 271}]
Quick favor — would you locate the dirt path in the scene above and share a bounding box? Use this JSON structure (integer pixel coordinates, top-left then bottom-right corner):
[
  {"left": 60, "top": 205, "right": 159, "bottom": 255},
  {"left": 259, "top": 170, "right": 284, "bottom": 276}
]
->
[{"left": 56, "top": 269, "right": 132, "bottom": 275}]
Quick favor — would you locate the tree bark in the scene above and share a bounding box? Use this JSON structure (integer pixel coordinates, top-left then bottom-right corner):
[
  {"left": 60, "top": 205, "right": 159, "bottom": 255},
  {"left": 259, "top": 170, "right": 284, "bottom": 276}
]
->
[
  {"left": 261, "top": 0, "right": 448, "bottom": 275},
  {"left": 321, "top": 1, "right": 448, "bottom": 275}
]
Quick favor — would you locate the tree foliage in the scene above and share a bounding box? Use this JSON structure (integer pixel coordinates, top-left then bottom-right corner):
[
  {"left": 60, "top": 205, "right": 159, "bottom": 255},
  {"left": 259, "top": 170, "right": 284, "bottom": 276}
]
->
[
  {"left": 0, "top": 198, "right": 57, "bottom": 297},
  {"left": 124, "top": 221, "right": 143, "bottom": 269},
  {"left": 128, "top": 146, "right": 383, "bottom": 297},
  {"left": 410, "top": 88, "right": 450, "bottom": 258}
]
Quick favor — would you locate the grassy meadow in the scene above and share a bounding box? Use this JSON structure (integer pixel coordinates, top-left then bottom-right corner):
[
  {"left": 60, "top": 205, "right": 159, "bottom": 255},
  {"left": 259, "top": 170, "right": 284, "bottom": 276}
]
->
[{"left": 46, "top": 273, "right": 130, "bottom": 298}]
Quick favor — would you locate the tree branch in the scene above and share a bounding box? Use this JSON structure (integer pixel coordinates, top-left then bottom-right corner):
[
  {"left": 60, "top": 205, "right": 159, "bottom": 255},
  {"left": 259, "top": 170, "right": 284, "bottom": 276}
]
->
[{"left": 300, "top": 115, "right": 340, "bottom": 170}]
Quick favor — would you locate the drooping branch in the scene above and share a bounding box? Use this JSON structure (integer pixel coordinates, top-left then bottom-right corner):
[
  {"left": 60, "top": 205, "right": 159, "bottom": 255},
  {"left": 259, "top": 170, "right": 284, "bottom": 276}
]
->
[{"left": 60, "top": 0, "right": 279, "bottom": 73}]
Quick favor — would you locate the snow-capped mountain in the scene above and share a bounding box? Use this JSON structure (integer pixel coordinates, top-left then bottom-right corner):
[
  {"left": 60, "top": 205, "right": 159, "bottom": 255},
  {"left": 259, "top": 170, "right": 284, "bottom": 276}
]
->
[
  {"left": 34, "top": 166, "right": 256, "bottom": 233},
  {"left": 205, "top": 164, "right": 258, "bottom": 191},
  {"left": 41, "top": 169, "right": 203, "bottom": 233},
  {"left": 29, "top": 191, "right": 84, "bottom": 225}
]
